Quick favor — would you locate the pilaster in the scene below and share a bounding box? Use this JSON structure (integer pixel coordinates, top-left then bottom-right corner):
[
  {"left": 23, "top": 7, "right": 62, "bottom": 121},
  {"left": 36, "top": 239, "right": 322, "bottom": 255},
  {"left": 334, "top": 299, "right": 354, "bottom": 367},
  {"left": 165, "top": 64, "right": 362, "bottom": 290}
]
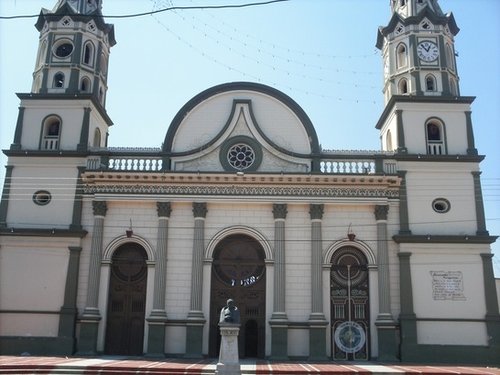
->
[
  {"left": 147, "top": 202, "right": 172, "bottom": 357},
  {"left": 374, "top": 205, "right": 398, "bottom": 361},
  {"left": 270, "top": 203, "right": 288, "bottom": 360},
  {"left": 58, "top": 246, "right": 82, "bottom": 353},
  {"left": 185, "top": 202, "right": 207, "bottom": 358},
  {"left": 472, "top": 172, "right": 488, "bottom": 235},
  {"left": 77, "top": 200, "right": 106, "bottom": 355},
  {"left": 398, "top": 252, "right": 417, "bottom": 360},
  {"left": 308, "top": 204, "right": 328, "bottom": 361},
  {"left": 480, "top": 254, "right": 500, "bottom": 346}
]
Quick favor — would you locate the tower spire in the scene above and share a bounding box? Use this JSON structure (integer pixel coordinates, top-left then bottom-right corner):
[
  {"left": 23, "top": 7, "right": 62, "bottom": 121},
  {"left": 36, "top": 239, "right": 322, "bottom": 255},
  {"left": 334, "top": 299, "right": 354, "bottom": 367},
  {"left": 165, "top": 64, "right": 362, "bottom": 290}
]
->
[
  {"left": 390, "top": 0, "right": 444, "bottom": 18},
  {"left": 53, "top": 0, "right": 102, "bottom": 15}
]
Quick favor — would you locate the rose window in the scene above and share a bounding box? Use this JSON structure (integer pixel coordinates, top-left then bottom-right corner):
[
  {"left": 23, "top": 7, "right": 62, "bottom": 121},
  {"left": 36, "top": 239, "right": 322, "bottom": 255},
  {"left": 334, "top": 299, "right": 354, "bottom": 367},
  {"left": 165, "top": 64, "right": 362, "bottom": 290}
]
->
[{"left": 227, "top": 143, "right": 255, "bottom": 170}]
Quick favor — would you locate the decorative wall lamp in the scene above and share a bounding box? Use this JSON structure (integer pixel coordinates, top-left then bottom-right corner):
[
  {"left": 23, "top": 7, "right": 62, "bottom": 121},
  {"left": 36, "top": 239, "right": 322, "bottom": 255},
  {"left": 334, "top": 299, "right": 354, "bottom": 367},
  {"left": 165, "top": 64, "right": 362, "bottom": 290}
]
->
[
  {"left": 347, "top": 223, "right": 356, "bottom": 241},
  {"left": 126, "top": 219, "right": 133, "bottom": 238}
]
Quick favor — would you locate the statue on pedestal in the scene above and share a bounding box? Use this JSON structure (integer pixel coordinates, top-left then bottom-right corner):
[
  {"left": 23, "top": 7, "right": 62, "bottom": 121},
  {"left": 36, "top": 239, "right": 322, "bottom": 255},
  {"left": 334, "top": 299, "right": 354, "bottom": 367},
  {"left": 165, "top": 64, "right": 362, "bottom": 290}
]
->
[
  {"left": 219, "top": 299, "right": 240, "bottom": 324},
  {"left": 216, "top": 299, "right": 241, "bottom": 375}
]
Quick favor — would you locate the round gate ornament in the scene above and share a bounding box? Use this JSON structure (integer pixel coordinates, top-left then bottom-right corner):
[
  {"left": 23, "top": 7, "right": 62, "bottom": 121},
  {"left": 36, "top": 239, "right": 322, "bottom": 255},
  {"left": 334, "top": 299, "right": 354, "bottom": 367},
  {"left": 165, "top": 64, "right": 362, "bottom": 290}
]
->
[{"left": 334, "top": 321, "right": 366, "bottom": 353}]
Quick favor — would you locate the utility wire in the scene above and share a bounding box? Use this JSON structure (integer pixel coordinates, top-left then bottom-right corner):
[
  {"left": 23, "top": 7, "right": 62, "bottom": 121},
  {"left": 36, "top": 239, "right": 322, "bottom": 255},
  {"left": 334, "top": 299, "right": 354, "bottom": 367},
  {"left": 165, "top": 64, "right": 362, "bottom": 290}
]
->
[{"left": 0, "top": 0, "right": 289, "bottom": 20}]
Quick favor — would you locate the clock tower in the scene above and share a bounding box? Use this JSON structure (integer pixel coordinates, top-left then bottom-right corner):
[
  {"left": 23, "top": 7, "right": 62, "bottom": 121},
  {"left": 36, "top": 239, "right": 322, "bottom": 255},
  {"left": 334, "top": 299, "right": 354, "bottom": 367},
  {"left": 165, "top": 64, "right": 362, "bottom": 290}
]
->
[{"left": 375, "top": 0, "right": 499, "bottom": 363}]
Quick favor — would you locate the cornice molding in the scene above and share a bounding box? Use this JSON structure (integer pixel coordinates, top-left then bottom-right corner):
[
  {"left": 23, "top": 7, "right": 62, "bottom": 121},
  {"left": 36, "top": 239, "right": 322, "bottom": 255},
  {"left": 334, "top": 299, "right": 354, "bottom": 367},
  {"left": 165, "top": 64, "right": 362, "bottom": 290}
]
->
[
  {"left": 0, "top": 227, "right": 88, "bottom": 238},
  {"left": 393, "top": 234, "right": 498, "bottom": 244},
  {"left": 83, "top": 183, "right": 399, "bottom": 199}
]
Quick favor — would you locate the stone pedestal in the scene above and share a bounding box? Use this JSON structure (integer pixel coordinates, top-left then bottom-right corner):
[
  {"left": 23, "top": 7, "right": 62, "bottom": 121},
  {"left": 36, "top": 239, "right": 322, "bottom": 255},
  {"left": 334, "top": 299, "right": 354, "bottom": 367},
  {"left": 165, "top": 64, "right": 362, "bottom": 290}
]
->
[{"left": 216, "top": 323, "right": 241, "bottom": 375}]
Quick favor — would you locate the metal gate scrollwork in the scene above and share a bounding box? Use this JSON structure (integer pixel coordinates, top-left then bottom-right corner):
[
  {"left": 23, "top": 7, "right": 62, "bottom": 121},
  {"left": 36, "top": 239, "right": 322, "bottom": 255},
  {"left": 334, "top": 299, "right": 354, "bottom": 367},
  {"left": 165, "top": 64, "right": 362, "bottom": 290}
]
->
[{"left": 331, "top": 246, "right": 369, "bottom": 360}]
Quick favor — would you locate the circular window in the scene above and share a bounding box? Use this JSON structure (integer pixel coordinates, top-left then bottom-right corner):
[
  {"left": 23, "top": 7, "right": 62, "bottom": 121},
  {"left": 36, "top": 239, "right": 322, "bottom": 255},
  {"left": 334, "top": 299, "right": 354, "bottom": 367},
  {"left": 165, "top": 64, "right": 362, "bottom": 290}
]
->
[
  {"left": 54, "top": 41, "right": 74, "bottom": 58},
  {"left": 432, "top": 198, "right": 451, "bottom": 213},
  {"left": 227, "top": 143, "right": 255, "bottom": 170},
  {"left": 33, "top": 190, "right": 52, "bottom": 206},
  {"left": 220, "top": 136, "right": 262, "bottom": 172}
]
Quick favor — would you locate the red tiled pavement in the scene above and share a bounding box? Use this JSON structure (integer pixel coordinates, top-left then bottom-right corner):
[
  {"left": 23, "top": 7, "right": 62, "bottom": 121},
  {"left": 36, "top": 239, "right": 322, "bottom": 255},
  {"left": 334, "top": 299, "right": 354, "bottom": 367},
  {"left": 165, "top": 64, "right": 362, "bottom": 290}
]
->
[{"left": 0, "top": 356, "right": 498, "bottom": 375}]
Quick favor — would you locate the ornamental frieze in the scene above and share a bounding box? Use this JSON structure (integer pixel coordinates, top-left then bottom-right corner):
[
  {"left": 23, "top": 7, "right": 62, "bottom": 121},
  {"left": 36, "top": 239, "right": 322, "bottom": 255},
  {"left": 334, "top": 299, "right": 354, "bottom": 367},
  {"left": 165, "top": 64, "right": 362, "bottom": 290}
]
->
[{"left": 83, "top": 184, "right": 399, "bottom": 198}]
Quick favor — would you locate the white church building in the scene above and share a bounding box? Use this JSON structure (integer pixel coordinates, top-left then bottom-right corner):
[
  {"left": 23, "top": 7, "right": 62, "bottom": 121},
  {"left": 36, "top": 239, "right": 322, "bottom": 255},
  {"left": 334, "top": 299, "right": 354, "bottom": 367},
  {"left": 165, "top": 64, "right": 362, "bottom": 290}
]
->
[{"left": 0, "top": 0, "right": 498, "bottom": 364}]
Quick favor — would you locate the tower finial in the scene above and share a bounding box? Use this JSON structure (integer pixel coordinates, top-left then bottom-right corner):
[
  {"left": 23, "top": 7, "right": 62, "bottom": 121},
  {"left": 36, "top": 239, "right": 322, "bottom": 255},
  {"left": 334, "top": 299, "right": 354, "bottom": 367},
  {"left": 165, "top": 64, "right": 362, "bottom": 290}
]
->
[{"left": 391, "top": 0, "right": 444, "bottom": 19}]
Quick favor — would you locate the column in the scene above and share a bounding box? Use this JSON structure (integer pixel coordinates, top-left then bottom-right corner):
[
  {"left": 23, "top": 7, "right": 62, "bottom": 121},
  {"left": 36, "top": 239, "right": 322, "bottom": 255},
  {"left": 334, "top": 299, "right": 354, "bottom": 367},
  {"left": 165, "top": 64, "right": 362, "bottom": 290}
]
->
[
  {"left": 270, "top": 203, "right": 288, "bottom": 359},
  {"left": 57, "top": 246, "right": 82, "bottom": 354},
  {"left": 398, "top": 252, "right": 417, "bottom": 361},
  {"left": 77, "top": 200, "right": 107, "bottom": 355},
  {"left": 185, "top": 202, "right": 207, "bottom": 358},
  {"left": 308, "top": 204, "right": 328, "bottom": 361},
  {"left": 480, "top": 254, "right": 500, "bottom": 348},
  {"left": 147, "top": 202, "right": 172, "bottom": 357},
  {"left": 374, "top": 205, "right": 398, "bottom": 361}
]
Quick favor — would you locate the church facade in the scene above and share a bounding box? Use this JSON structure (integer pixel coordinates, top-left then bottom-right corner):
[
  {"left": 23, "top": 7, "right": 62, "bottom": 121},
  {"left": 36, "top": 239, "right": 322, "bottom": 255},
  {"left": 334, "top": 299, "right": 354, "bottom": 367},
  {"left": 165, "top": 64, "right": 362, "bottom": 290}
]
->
[{"left": 0, "top": 0, "right": 498, "bottom": 364}]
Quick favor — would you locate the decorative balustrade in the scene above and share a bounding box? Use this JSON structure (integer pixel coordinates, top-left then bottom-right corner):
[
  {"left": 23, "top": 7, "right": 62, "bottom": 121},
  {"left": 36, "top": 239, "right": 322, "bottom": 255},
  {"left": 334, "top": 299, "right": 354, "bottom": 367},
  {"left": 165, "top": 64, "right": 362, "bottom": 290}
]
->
[
  {"left": 86, "top": 156, "right": 163, "bottom": 171},
  {"left": 86, "top": 151, "right": 397, "bottom": 175}
]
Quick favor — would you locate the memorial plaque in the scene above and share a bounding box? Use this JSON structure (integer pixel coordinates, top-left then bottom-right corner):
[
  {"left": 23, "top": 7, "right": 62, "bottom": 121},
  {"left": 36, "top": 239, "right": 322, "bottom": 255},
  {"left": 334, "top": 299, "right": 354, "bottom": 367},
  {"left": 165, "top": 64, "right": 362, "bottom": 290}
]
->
[{"left": 430, "top": 271, "right": 466, "bottom": 301}]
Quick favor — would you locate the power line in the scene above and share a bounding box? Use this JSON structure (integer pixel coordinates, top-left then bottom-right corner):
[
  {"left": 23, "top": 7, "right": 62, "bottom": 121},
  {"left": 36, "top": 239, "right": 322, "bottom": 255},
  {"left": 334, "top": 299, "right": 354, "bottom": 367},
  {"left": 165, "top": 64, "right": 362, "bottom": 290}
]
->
[{"left": 0, "top": 0, "right": 290, "bottom": 20}]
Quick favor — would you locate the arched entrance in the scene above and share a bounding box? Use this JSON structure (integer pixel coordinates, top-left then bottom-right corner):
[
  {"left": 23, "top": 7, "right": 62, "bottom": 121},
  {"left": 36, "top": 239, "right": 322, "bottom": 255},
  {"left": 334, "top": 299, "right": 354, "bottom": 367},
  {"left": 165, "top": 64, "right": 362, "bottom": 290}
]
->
[
  {"left": 104, "top": 243, "right": 148, "bottom": 355},
  {"left": 209, "top": 234, "right": 266, "bottom": 358},
  {"left": 331, "top": 246, "right": 370, "bottom": 360}
]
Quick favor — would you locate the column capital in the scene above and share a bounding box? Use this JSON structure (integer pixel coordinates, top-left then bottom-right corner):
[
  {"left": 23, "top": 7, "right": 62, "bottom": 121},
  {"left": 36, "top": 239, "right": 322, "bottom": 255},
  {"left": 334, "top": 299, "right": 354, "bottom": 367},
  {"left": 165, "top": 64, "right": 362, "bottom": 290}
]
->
[
  {"left": 272, "top": 203, "right": 288, "bottom": 220},
  {"left": 92, "top": 200, "right": 107, "bottom": 216},
  {"left": 309, "top": 204, "right": 324, "bottom": 220},
  {"left": 192, "top": 202, "right": 207, "bottom": 218},
  {"left": 157, "top": 201, "right": 172, "bottom": 218},
  {"left": 374, "top": 205, "right": 389, "bottom": 221}
]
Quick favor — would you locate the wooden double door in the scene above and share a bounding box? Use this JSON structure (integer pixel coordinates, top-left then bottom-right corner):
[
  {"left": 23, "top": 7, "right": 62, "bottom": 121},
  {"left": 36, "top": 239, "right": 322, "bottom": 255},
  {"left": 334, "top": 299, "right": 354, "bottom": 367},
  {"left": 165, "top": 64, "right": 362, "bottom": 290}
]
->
[
  {"left": 209, "top": 234, "right": 266, "bottom": 358},
  {"left": 105, "top": 243, "right": 148, "bottom": 356}
]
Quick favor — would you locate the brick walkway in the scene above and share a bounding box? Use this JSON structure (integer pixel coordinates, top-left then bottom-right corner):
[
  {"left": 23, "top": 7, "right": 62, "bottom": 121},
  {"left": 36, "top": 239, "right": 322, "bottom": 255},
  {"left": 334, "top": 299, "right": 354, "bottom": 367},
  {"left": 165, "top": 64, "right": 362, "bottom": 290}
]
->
[{"left": 0, "top": 356, "right": 498, "bottom": 375}]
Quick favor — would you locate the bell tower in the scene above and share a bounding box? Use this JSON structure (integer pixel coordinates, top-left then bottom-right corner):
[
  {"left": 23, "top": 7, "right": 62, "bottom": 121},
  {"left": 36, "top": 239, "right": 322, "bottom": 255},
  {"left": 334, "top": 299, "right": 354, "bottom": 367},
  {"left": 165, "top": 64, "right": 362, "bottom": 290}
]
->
[
  {"left": 0, "top": 0, "right": 114, "bottom": 230},
  {"left": 377, "top": 0, "right": 460, "bottom": 104},
  {"left": 375, "top": 0, "right": 476, "bottom": 156},
  {"left": 32, "top": 0, "right": 114, "bottom": 106},
  {"left": 375, "top": 0, "right": 499, "bottom": 363}
]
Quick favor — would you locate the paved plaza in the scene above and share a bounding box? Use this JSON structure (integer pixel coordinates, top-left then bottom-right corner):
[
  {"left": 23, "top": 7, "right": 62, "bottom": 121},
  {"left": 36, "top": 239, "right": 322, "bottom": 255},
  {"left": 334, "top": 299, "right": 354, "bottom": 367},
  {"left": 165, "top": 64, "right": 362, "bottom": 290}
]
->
[{"left": 0, "top": 356, "right": 498, "bottom": 375}]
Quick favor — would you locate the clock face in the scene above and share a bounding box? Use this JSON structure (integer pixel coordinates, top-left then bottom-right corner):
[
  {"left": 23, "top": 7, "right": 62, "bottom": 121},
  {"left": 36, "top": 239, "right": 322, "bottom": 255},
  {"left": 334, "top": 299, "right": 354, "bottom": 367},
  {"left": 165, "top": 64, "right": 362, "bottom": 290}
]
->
[
  {"left": 54, "top": 42, "right": 74, "bottom": 58},
  {"left": 417, "top": 41, "right": 439, "bottom": 62}
]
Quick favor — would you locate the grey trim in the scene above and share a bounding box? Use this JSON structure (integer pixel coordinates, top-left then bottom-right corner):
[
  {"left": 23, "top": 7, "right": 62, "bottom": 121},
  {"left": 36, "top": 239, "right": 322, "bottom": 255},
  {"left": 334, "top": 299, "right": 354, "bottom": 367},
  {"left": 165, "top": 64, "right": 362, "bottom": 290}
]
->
[
  {"left": 396, "top": 110, "right": 407, "bottom": 153},
  {"left": 4, "top": 149, "right": 90, "bottom": 157},
  {"left": 465, "top": 111, "right": 478, "bottom": 155},
  {"left": 398, "top": 251, "right": 417, "bottom": 354},
  {"left": 481, "top": 254, "right": 500, "bottom": 318},
  {"left": 58, "top": 246, "right": 82, "bottom": 346},
  {"left": 0, "top": 227, "right": 88, "bottom": 238},
  {"left": 393, "top": 234, "right": 497, "bottom": 244},
  {"left": 17, "top": 93, "right": 113, "bottom": 126},
  {"left": 398, "top": 171, "right": 411, "bottom": 235},
  {"left": 77, "top": 107, "right": 91, "bottom": 152},
  {"left": 0, "top": 166, "right": 14, "bottom": 227},
  {"left": 376, "top": 95, "right": 475, "bottom": 130},
  {"left": 0, "top": 336, "right": 75, "bottom": 356},
  {"left": 10, "top": 106, "right": 25, "bottom": 150},
  {"left": 472, "top": 172, "right": 489, "bottom": 236},
  {"left": 394, "top": 153, "right": 484, "bottom": 162},
  {"left": 163, "top": 82, "right": 321, "bottom": 156},
  {"left": 70, "top": 167, "right": 85, "bottom": 231}
]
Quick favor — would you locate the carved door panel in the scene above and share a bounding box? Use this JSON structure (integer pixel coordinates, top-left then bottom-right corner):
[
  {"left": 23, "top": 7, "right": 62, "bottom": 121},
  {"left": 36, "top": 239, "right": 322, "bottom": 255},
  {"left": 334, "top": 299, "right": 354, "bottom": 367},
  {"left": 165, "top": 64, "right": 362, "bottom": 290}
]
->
[
  {"left": 209, "top": 234, "right": 266, "bottom": 358},
  {"left": 105, "top": 243, "right": 148, "bottom": 356},
  {"left": 331, "top": 247, "right": 370, "bottom": 360}
]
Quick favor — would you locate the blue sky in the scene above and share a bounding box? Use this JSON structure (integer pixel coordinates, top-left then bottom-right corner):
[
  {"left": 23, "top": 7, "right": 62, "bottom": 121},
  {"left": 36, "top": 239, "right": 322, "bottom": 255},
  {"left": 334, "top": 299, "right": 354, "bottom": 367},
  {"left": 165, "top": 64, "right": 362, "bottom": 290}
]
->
[{"left": 0, "top": 0, "right": 499, "bottom": 274}]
